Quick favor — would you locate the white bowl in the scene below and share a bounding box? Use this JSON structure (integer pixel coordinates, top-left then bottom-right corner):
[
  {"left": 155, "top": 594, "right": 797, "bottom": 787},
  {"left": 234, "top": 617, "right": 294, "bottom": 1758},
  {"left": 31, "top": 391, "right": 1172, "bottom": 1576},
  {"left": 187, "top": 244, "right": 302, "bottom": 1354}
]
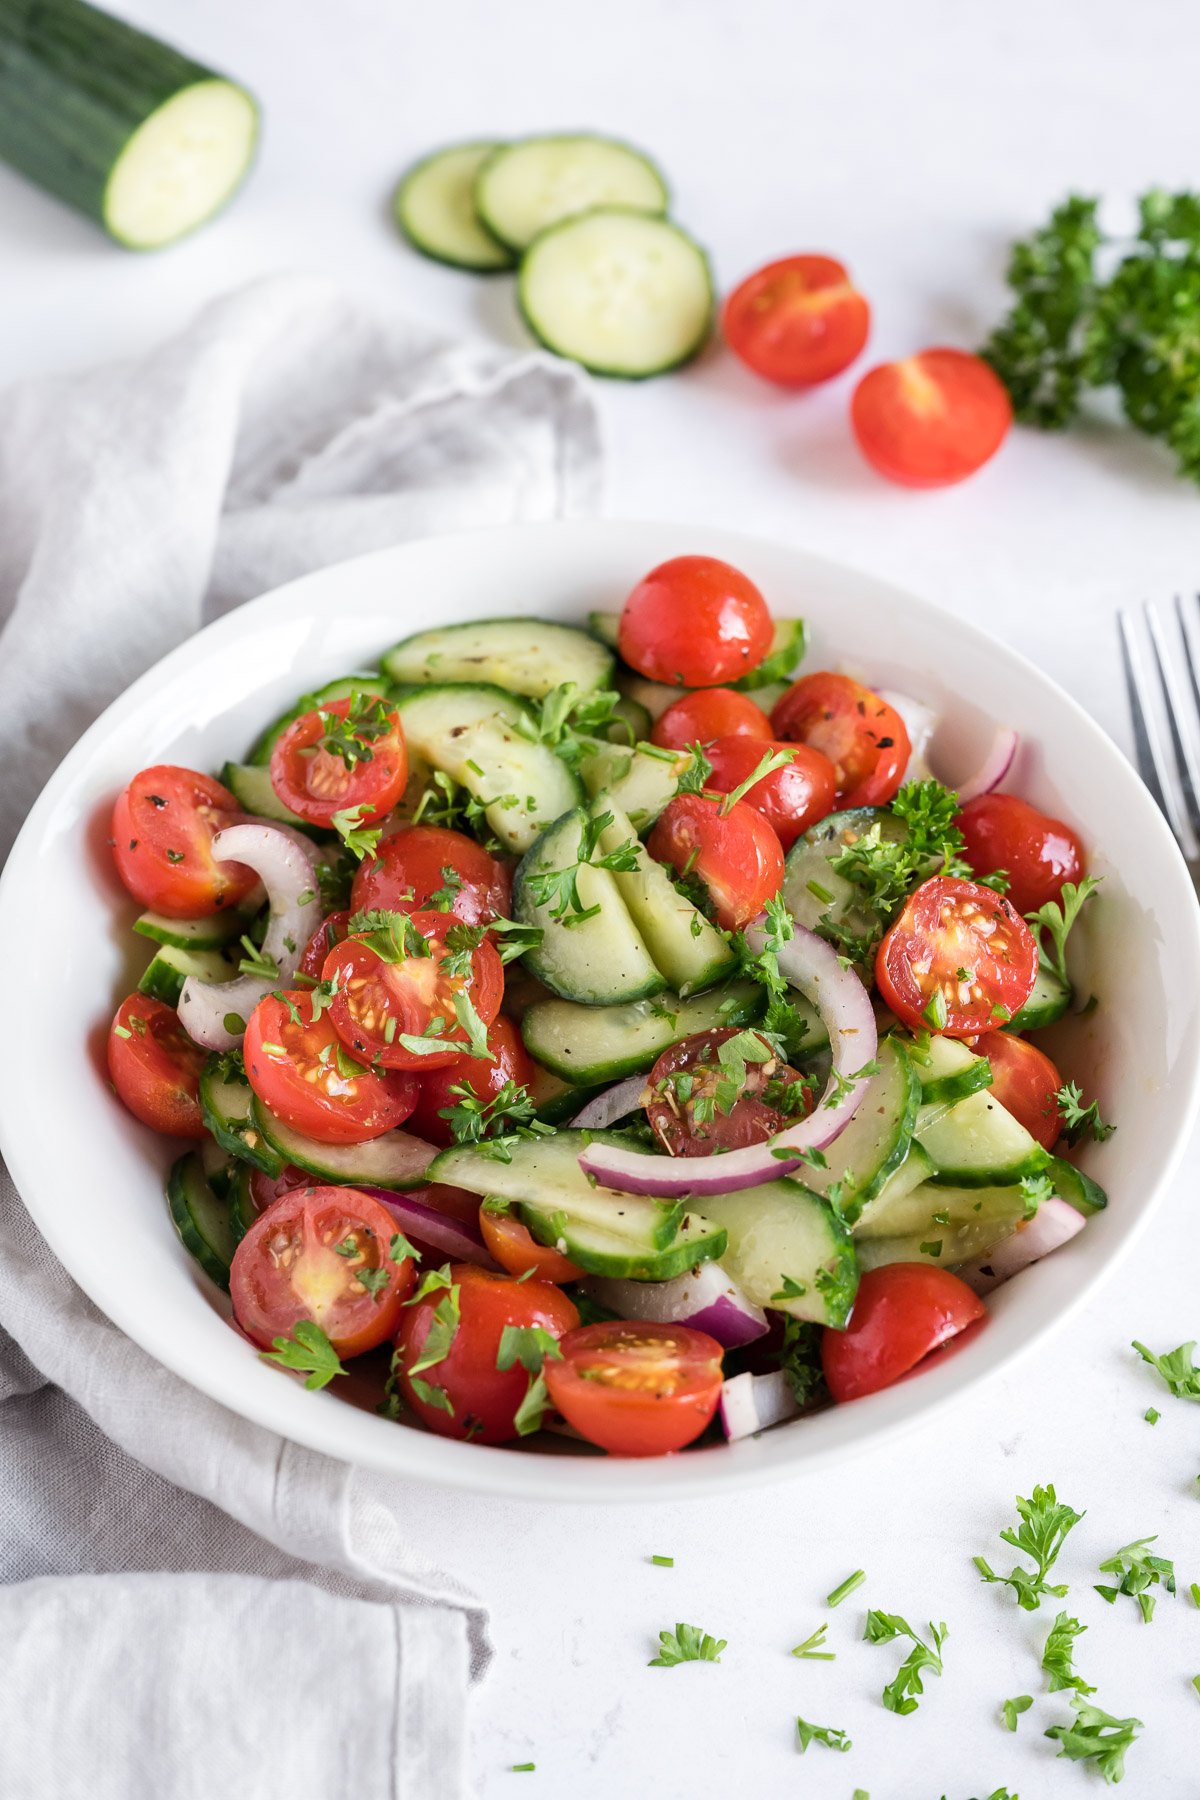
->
[{"left": 3, "top": 519, "right": 1197, "bottom": 1502}]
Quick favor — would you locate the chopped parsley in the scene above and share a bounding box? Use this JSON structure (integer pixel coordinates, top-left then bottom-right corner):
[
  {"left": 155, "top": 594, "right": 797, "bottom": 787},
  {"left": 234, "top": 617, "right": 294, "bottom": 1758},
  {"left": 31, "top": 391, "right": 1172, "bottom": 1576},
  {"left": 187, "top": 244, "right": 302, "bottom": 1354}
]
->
[
  {"left": 863, "top": 1611, "right": 947, "bottom": 1715},
  {"left": 1025, "top": 876, "right": 1102, "bottom": 986},
  {"left": 259, "top": 1321, "right": 346, "bottom": 1391},
  {"left": 1094, "top": 1535, "right": 1175, "bottom": 1622},
  {"left": 331, "top": 804, "right": 383, "bottom": 860},
  {"left": 315, "top": 691, "right": 394, "bottom": 770},
  {"left": 826, "top": 1569, "right": 867, "bottom": 1609},
  {"left": 1041, "top": 1611, "right": 1094, "bottom": 1695},
  {"left": 648, "top": 1622, "right": 726, "bottom": 1667},
  {"left": 406, "top": 1284, "right": 461, "bottom": 1377},
  {"left": 790, "top": 1623, "right": 835, "bottom": 1660},
  {"left": 1132, "top": 1338, "right": 1200, "bottom": 1401},
  {"left": 1002, "top": 1694, "right": 1033, "bottom": 1731},
  {"left": 523, "top": 811, "right": 640, "bottom": 924},
  {"left": 775, "top": 1318, "right": 827, "bottom": 1410},
  {"left": 650, "top": 1555, "right": 674, "bottom": 1568},
  {"left": 1055, "top": 1079, "right": 1115, "bottom": 1145},
  {"left": 718, "top": 745, "right": 796, "bottom": 814},
  {"left": 1044, "top": 1694, "right": 1142, "bottom": 1783},
  {"left": 495, "top": 1324, "right": 563, "bottom": 1436},
  {"left": 974, "top": 1483, "right": 1083, "bottom": 1610},
  {"left": 795, "top": 1715, "right": 851, "bottom": 1754}
]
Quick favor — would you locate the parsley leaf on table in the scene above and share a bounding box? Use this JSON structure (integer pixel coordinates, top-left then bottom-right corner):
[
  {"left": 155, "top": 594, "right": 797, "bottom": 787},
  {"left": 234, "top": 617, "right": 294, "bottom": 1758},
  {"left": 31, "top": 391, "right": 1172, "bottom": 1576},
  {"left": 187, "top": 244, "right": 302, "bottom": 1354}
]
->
[
  {"left": 259, "top": 1320, "right": 346, "bottom": 1391},
  {"left": 1132, "top": 1338, "right": 1200, "bottom": 1400},
  {"left": 1045, "top": 1694, "right": 1142, "bottom": 1783},
  {"left": 1002, "top": 1694, "right": 1033, "bottom": 1731},
  {"left": 863, "top": 1611, "right": 947, "bottom": 1715},
  {"left": 1095, "top": 1536, "right": 1176, "bottom": 1622},
  {"left": 1042, "top": 1612, "right": 1095, "bottom": 1695},
  {"left": 795, "top": 1715, "right": 851, "bottom": 1753},
  {"left": 974, "top": 1483, "right": 1083, "bottom": 1611},
  {"left": 648, "top": 1623, "right": 727, "bottom": 1667}
]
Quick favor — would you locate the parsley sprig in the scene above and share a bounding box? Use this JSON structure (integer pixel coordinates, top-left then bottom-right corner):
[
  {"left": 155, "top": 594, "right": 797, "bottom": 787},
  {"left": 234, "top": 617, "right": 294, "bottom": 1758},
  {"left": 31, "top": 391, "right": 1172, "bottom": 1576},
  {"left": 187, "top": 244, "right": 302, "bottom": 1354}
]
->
[
  {"left": 1042, "top": 1611, "right": 1095, "bottom": 1695},
  {"left": 315, "top": 691, "right": 394, "bottom": 770},
  {"left": 495, "top": 1323, "right": 564, "bottom": 1436},
  {"left": 974, "top": 1483, "right": 1083, "bottom": 1611},
  {"left": 1025, "top": 876, "right": 1102, "bottom": 986},
  {"left": 1056, "top": 1079, "right": 1116, "bottom": 1146},
  {"left": 259, "top": 1320, "right": 346, "bottom": 1390},
  {"left": 331, "top": 804, "right": 382, "bottom": 860},
  {"left": 863, "top": 1611, "right": 947, "bottom": 1715},
  {"left": 1132, "top": 1338, "right": 1200, "bottom": 1400},
  {"left": 1045, "top": 1694, "right": 1142, "bottom": 1783},
  {"left": 1095, "top": 1535, "right": 1176, "bottom": 1622},
  {"left": 648, "top": 1623, "right": 727, "bottom": 1667}
]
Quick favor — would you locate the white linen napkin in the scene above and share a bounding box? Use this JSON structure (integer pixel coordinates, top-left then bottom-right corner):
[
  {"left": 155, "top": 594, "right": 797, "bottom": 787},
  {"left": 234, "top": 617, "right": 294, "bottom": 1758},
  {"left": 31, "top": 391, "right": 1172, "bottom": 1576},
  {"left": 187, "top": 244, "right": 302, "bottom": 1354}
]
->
[{"left": 0, "top": 274, "right": 602, "bottom": 1799}]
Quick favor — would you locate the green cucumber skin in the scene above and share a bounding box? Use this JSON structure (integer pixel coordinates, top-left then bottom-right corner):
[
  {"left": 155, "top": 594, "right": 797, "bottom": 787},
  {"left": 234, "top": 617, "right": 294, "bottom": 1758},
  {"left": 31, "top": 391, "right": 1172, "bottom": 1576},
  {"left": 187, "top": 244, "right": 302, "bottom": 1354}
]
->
[
  {"left": 199, "top": 1059, "right": 284, "bottom": 1177},
  {"left": 0, "top": 0, "right": 254, "bottom": 235},
  {"left": 166, "top": 1151, "right": 234, "bottom": 1288}
]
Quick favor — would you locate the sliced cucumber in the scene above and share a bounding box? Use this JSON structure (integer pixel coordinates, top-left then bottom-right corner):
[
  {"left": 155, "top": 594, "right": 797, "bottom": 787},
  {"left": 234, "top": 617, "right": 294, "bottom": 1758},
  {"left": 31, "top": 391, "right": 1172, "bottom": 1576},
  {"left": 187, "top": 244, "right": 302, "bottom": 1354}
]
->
[
  {"left": 166, "top": 1151, "right": 236, "bottom": 1287},
  {"left": 578, "top": 738, "right": 686, "bottom": 832},
  {"left": 382, "top": 618, "right": 612, "bottom": 699},
  {"left": 251, "top": 1100, "right": 434, "bottom": 1190},
  {"left": 591, "top": 612, "right": 803, "bottom": 691},
  {"left": 610, "top": 696, "right": 652, "bottom": 742},
  {"left": 596, "top": 803, "right": 735, "bottom": 995},
  {"left": 474, "top": 133, "right": 668, "bottom": 253},
  {"left": 512, "top": 806, "right": 664, "bottom": 1005},
  {"left": 1047, "top": 1155, "right": 1108, "bottom": 1216},
  {"left": 852, "top": 1141, "right": 935, "bottom": 1232},
  {"left": 908, "top": 1033, "right": 993, "bottom": 1107},
  {"left": 1006, "top": 965, "right": 1072, "bottom": 1032},
  {"left": 227, "top": 1163, "right": 259, "bottom": 1245},
  {"left": 781, "top": 807, "right": 909, "bottom": 942},
  {"left": 133, "top": 907, "right": 252, "bottom": 951},
  {"left": 199, "top": 1056, "right": 284, "bottom": 1177},
  {"left": 246, "top": 674, "right": 390, "bottom": 766},
  {"left": 393, "top": 140, "right": 513, "bottom": 272},
  {"left": 695, "top": 1180, "right": 858, "bottom": 1328},
  {"left": 917, "top": 1087, "right": 1050, "bottom": 1188},
  {"left": 805, "top": 1036, "right": 919, "bottom": 1220},
  {"left": 429, "top": 1131, "right": 726, "bottom": 1281},
  {"left": 526, "top": 1062, "right": 606, "bottom": 1126},
  {"left": 220, "top": 762, "right": 317, "bottom": 834},
  {"left": 616, "top": 670, "right": 789, "bottom": 722},
  {"left": 855, "top": 1177, "right": 1029, "bottom": 1242},
  {"left": 521, "top": 979, "right": 767, "bottom": 1085},
  {"left": 138, "top": 942, "right": 234, "bottom": 1007},
  {"left": 519, "top": 209, "right": 713, "bottom": 380},
  {"left": 858, "top": 1214, "right": 1021, "bottom": 1273},
  {"left": 392, "top": 683, "right": 580, "bottom": 854}
]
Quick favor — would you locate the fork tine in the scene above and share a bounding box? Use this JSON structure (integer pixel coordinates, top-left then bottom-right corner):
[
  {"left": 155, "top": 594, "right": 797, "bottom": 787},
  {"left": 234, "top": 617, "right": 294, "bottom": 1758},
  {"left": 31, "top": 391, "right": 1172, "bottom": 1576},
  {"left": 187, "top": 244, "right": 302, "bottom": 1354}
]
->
[
  {"left": 1175, "top": 592, "right": 1200, "bottom": 721},
  {"left": 1117, "top": 609, "right": 1194, "bottom": 854},
  {"left": 1145, "top": 600, "right": 1200, "bottom": 841}
]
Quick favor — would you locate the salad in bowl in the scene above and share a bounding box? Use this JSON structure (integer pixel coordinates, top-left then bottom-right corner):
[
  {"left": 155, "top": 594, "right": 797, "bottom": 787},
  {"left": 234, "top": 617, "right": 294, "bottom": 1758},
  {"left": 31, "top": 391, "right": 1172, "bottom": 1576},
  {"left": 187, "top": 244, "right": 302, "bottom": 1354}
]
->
[{"left": 103, "top": 552, "right": 1109, "bottom": 1458}]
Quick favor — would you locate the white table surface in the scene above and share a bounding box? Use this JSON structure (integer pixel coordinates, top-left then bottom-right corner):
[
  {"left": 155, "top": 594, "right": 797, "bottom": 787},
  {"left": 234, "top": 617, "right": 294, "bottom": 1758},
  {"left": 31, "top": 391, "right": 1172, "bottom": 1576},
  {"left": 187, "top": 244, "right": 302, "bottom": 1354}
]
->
[{"left": 5, "top": 1, "right": 1200, "bottom": 1793}]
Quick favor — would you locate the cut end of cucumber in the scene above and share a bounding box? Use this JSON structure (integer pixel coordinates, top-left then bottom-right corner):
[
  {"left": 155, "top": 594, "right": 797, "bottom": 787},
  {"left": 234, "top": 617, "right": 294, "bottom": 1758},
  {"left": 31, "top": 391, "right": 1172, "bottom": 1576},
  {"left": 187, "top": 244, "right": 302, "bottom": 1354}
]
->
[
  {"left": 475, "top": 133, "right": 668, "bottom": 253},
  {"left": 519, "top": 208, "right": 714, "bottom": 379},
  {"left": 394, "top": 140, "right": 514, "bottom": 272},
  {"left": 103, "top": 78, "right": 258, "bottom": 250}
]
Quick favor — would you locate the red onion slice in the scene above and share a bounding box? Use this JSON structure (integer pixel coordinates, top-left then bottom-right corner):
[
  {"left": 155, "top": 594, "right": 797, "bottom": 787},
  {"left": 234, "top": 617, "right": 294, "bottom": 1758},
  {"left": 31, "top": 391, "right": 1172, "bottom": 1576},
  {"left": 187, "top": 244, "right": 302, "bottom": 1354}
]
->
[
  {"left": 877, "top": 687, "right": 937, "bottom": 767},
  {"left": 365, "top": 1187, "right": 499, "bottom": 1269},
  {"left": 955, "top": 1196, "right": 1084, "bottom": 1295},
  {"left": 719, "top": 1370, "right": 800, "bottom": 1442},
  {"left": 582, "top": 1262, "right": 768, "bottom": 1348},
  {"left": 578, "top": 920, "right": 877, "bottom": 1197},
  {"left": 955, "top": 727, "right": 1018, "bottom": 803},
  {"left": 570, "top": 1075, "right": 648, "bottom": 1131},
  {"left": 178, "top": 820, "right": 322, "bottom": 1051}
]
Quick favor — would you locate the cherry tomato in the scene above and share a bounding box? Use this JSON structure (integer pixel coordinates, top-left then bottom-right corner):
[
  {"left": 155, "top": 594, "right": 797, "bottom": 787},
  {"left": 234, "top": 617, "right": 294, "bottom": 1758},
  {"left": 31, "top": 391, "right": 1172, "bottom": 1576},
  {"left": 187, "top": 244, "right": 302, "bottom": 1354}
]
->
[
  {"left": 394, "top": 1264, "right": 579, "bottom": 1444},
  {"left": 351, "top": 825, "right": 511, "bottom": 926},
  {"left": 617, "top": 555, "right": 774, "bottom": 688},
  {"left": 822, "top": 1263, "right": 986, "bottom": 1402},
  {"left": 231, "top": 1185, "right": 416, "bottom": 1356},
  {"left": 244, "top": 988, "right": 418, "bottom": 1144},
  {"left": 703, "top": 735, "right": 837, "bottom": 850},
  {"left": 107, "top": 993, "right": 206, "bottom": 1137},
  {"left": 650, "top": 688, "right": 773, "bottom": 753},
  {"left": 111, "top": 766, "right": 257, "bottom": 918},
  {"left": 771, "top": 673, "right": 910, "bottom": 807},
  {"left": 956, "top": 793, "right": 1085, "bottom": 917},
  {"left": 851, "top": 348, "right": 1012, "bottom": 488},
  {"left": 407, "top": 1015, "right": 534, "bottom": 1147},
  {"left": 723, "top": 254, "right": 870, "bottom": 387},
  {"left": 479, "top": 1208, "right": 583, "bottom": 1283},
  {"left": 543, "top": 1321, "right": 724, "bottom": 1457},
  {"left": 323, "top": 910, "right": 503, "bottom": 1072},
  {"left": 645, "top": 1028, "right": 813, "bottom": 1157},
  {"left": 648, "top": 792, "right": 783, "bottom": 931},
  {"left": 269, "top": 694, "right": 407, "bottom": 829},
  {"left": 974, "top": 1032, "right": 1063, "bottom": 1151},
  {"left": 875, "top": 875, "right": 1038, "bottom": 1038},
  {"left": 298, "top": 911, "right": 350, "bottom": 983}
]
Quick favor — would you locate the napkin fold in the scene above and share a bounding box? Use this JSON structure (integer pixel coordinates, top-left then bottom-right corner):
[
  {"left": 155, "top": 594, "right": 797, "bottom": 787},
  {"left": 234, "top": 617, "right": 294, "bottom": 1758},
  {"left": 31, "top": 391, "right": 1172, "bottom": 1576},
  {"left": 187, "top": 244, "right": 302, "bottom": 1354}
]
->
[{"left": 0, "top": 274, "right": 603, "bottom": 1799}]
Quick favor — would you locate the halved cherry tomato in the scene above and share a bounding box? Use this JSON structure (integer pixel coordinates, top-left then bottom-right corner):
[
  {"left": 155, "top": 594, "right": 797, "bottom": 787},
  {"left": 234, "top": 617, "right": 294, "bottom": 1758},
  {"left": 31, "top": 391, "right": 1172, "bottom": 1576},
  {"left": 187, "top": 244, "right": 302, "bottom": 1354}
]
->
[
  {"left": 111, "top": 766, "right": 258, "bottom": 918},
  {"left": 323, "top": 910, "right": 503, "bottom": 1072},
  {"left": 394, "top": 1263, "right": 579, "bottom": 1443},
  {"left": 851, "top": 348, "right": 1012, "bottom": 488},
  {"left": 351, "top": 825, "right": 512, "bottom": 926},
  {"left": 703, "top": 735, "right": 837, "bottom": 850},
  {"left": 648, "top": 793, "right": 783, "bottom": 931},
  {"left": 269, "top": 694, "right": 407, "bottom": 829},
  {"left": 298, "top": 911, "right": 350, "bottom": 982},
  {"left": 822, "top": 1263, "right": 986, "bottom": 1402},
  {"left": 243, "top": 988, "right": 418, "bottom": 1144},
  {"left": 231, "top": 1185, "right": 416, "bottom": 1355},
  {"left": 618, "top": 556, "right": 774, "bottom": 688},
  {"left": 974, "top": 1032, "right": 1063, "bottom": 1151},
  {"left": 544, "top": 1321, "right": 724, "bottom": 1456},
  {"left": 480, "top": 1208, "right": 583, "bottom": 1283},
  {"left": 107, "top": 993, "right": 206, "bottom": 1137},
  {"left": 407, "top": 1015, "right": 534, "bottom": 1146},
  {"left": 650, "top": 688, "right": 773, "bottom": 753},
  {"left": 723, "top": 254, "right": 870, "bottom": 387},
  {"left": 645, "top": 1028, "right": 813, "bottom": 1157},
  {"left": 875, "top": 875, "right": 1038, "bottom": 1038},
  {"left": 956, "top": 793, "right": 1085, "bottom": 917},
  {"left": 771, "top": 673, "right": 910, "bottom": 807}
]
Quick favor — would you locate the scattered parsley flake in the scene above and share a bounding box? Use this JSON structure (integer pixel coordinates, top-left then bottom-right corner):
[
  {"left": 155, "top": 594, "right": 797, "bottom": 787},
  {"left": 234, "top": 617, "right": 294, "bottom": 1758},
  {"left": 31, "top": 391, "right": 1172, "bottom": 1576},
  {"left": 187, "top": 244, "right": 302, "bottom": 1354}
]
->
[
  {"left": 1003, "top": 1694, "right": 1033, "bottom": 1731},
  {"left": 1055, "top": 1079, "right": 1115, "bottom": 1145},
  {"left": 1042, "top": 1612, "right": 1094, "bottom": 1695},
  {"left": 260, "top": 1321, "right": 346, "bottom": 1390},
  {"left": 790, "top": 1622, "right": 835, "bottom": 1660},
  {"left": 863, "top": 1611, "right": 947, "bottom": 1715},
  {"left": 1132, "top": 1338, "right": 1200, "bottom": 1400},
  {"left": 648, "top": 1623, "right": 727, "bottom": 1667},
  {"left": 826, "top": 1569, "right": 866, "bottom": 1609},
  {"left": 1095, "top": 1535, "right": 1175, "bottom": 1622},
  {"left": 1045, "top": 1693, "right": 1142, "bottom": 1783},
  {"left": 974, "top": 1483, "right": 1083, "bottom": 1610},
  {"left": 795, "top": 1715, "right": 851, "bottom": 1754}
]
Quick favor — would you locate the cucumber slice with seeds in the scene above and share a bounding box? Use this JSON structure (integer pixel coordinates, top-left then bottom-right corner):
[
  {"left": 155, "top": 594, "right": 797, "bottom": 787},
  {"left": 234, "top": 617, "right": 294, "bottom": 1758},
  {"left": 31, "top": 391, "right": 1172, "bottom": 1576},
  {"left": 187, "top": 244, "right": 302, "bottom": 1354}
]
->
[
  {"left": 134, "top": 907, "right": 254, "bottom": 952},
  {"left": 138, "top": 942, "right": 235, "bottom": 1007},
  {"left": 199, "top": 1057, "right": 283, "bottom": 1176},
  {"left": 805, "top": 1035, "right": 920, "bottom": 1218},
  {"left": 695, "top": 1180, "right": 858, "bottom": 1327},
  {"left": 382, "top": 619, "right": 613, "bottom": 698},
  {"left": 167, "top": 1151, "right": 236, "bottom": 1287},
  {"left": 596, "top": 802, "right": 734, "bottom": 995},
  {"left": 782, "top": 806, "right": 909, "bottom": 942},
  {"left": 856, "top": 1177, "right": 1029, "bottom": 1242},
  {"left": 908, "top": 1033, "right": 993, "bottom": 1107},
  {"left": 475, "top": 133, "right": 668, "bottom": 253},
  {"left": 858, "top": 1214, "right": 1021, "bottom": 1272},
  {"left": 521, "top": 979, "right": 769, "bottom": 1085},
  {"left": 917, "top": 1086, "right": 1050, "bottom": 1188},
  {"left": 578, "top": 738, "right": 686, "bottom": 832},
  {"left": 394, "top": 140, "right": 513, "bottom": 271},
  {"left": 519, "top": 208, "right": 713, "bottom": 380},
  {"left": 251, "top": 1099, "right": 435, "bottom": 1190}
]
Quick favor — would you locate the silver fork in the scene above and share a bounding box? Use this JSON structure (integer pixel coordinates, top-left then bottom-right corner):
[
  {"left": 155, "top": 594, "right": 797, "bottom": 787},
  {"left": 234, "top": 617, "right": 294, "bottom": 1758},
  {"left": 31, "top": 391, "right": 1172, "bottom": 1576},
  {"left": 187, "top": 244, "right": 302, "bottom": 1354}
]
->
[{"left": 1118, "top": 595, "right": 1200, "bottom": 879}]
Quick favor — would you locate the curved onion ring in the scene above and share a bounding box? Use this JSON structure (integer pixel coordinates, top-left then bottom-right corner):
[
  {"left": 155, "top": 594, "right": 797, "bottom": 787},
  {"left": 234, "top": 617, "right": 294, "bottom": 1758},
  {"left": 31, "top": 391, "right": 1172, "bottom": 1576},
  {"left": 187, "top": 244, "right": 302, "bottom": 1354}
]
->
[
  {"left": 578, "top": 920, "right": 877, "bottom": 1197},
  {"left": 178, "top": 821, "right": 322, "bottom": 1052},
  {"left": 719, "top": 1369, "right": 800, "bottom": 1442},
  {"left": 582, "top": 1262, "right": 768, "bottom": 1349},
  {"left": 570, "top": 1075, "right": 648, "bottom": 1131},
  {"left": 364, "top": 1187, "right": 499, "bottom": 1269},
  {"left": 877, "top": 687, "right": 937, "bottom": 768},
  {"left": 955, "top": 1196, "right": 1084, "bottom": 1295},
  {"left": 955, "top": 727, "right": 1018, "bottom": 804}
]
